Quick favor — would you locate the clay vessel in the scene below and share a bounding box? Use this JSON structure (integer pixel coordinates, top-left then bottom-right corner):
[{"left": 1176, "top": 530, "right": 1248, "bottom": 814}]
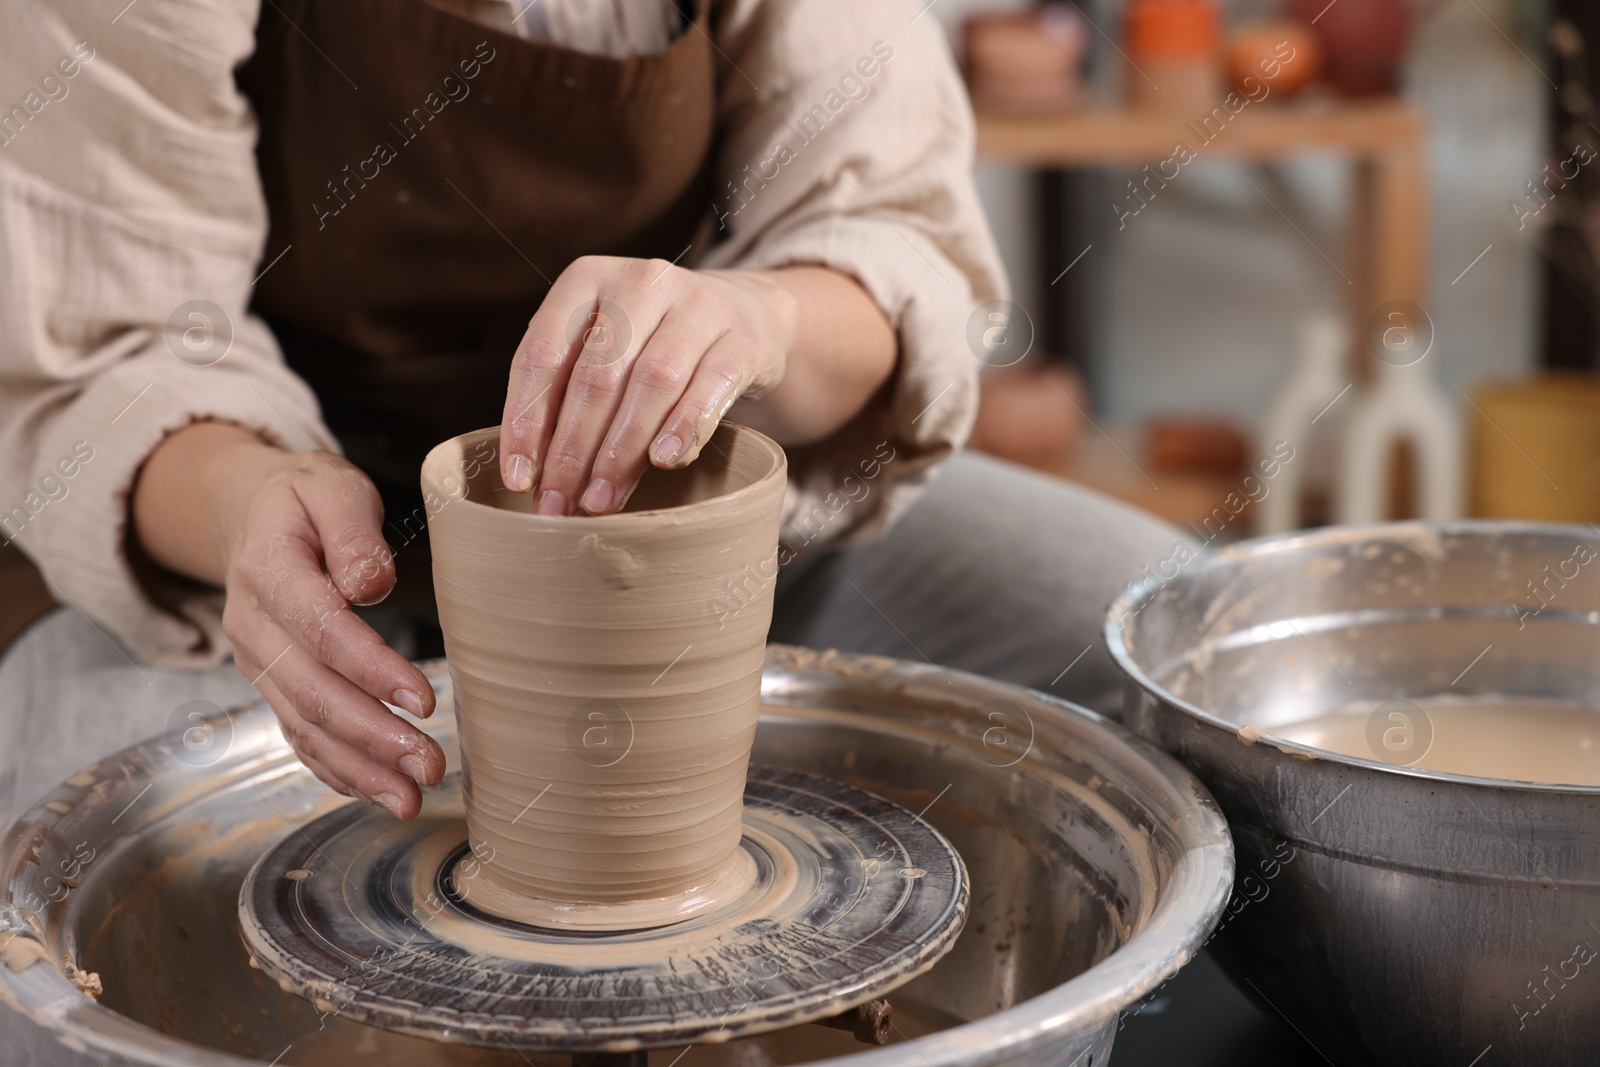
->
[
  {"left": 1287, "top": 0, "right": 1412, "bottom": 96},
  {"left": 421, "top": 423, "right": 786, "bottom": 930},
  {"left": 964, "top": 7, "right": 1090, "bottom": 110}
]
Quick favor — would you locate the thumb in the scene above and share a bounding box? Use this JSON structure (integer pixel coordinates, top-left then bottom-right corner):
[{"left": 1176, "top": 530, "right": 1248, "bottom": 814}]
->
[{"left": 292, "top": 457, "right": 397, "bottom": 606}]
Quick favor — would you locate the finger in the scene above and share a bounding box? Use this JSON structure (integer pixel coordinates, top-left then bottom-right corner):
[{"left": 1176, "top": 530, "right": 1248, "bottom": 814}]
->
[
  {"left": 279, "top": 728, "right": 351, "bottom": 798},
  {"left": 254, "top": 670, "right": 423, "bottom": 818},
  {"left": 291, "top": 456, "right": 396, "bottom": 607},
  {"left": 649, "top": 333, "right": 757, "bottom": 470},
  {"left": 533, "top": 295, "right": 665, "bottom": 517},
  {"left": 234, "top": 526, "right": 432, "bottom": 720},
  {"left": 300, "top": 752, "right": 350, "bottom": 797},
  {"left": 578, "top": 307, "right": 714, "bottom": 514},
  {"left": 255, "top": 676, "right": 346, "bottom": 796},
  {"left": 251, "top": 666, "right": 379, "bottom": 801},
  {"left": 232, "top": 607, "right": 445, "bottom": 788},
  {"left": 499, "top": 265, "right": 604, "bottom": 494}
]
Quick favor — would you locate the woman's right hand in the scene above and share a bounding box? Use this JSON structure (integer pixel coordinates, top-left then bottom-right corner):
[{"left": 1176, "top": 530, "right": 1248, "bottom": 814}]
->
[{"left": 132, "top": 423, "right": 445, "bottom": 818}]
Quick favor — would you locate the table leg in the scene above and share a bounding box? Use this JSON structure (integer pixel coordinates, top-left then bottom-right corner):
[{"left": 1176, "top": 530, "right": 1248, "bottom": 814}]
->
[
  {"left": 1348, "top": 142, "right": 1429, "bottom": 381},
  {"left": 1346, "top": 140, "right": 1436, "bottom": 520}
]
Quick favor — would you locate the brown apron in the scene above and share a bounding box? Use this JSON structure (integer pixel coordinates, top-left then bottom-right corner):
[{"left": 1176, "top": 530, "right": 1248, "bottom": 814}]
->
[{"left": 236, "top": 0, "right": 717, "bottom": 633}]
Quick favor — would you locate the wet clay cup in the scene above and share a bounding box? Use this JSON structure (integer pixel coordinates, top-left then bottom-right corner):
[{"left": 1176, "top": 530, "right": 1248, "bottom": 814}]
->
[{"left": 421, "top": 423, "right": 787, "bottom": 930}]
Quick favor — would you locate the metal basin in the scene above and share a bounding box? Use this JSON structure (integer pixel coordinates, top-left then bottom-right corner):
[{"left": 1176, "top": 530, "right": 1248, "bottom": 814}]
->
[
  {"left": 1107, "top": 521, "right": 1600, "bottom": 1066},
  {"left": 1, "top": 647, "right": 1230, "bottom": 1067}
]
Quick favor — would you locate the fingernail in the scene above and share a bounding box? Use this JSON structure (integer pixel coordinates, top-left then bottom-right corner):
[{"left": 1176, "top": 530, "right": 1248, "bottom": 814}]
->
[
  {"left": 536, "top": 489, "right": 569, "bottom": 516},
  {"left": 580, "top": 479, "right": 615, "bottom": 514},
  {"left": 342, "top": 547, "right": 394, "bottom": 606},
  {"left": 400, "top": 753, "right": 430, "bottom": 786},
  {"left": 343, "top": 553, "right": 380, "bottom": 585},
  {"left": 653, "top": 434, "right": 682, "bottom": 466},
  {"left": 505, "top": 453, "right": 533, "bottom": 493},
  {"left": 374, "top": 792, "right": 403, "bottom": 817},
  {"left": 393, "top": 688, "right": 426, "bottom": 717}
]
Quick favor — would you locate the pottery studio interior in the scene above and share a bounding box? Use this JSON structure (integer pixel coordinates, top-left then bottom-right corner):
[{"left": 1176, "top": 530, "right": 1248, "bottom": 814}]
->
[{"left": 3, "top": 0, "right": 1600, "bottom": 1064}]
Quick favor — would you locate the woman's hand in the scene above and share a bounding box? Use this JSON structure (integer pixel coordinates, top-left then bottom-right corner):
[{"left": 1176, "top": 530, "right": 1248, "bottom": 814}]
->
[
  {"left": 133, "top": 423, "right": 445, "bottom": 818},
  {"left": 499, "top": 256, "right": 798, "bottom": 515}
]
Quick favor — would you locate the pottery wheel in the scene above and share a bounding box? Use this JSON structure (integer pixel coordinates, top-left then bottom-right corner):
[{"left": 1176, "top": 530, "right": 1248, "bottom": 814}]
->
[{"left": 239, "top": 764, "right": 968, "bottom": 1051}]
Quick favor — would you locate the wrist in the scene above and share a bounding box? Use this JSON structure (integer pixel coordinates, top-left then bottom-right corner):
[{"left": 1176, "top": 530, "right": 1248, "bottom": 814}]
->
[
  {"left": 745, "top": 270, "right": 803, "bottom": 355},
  {"left": 706, "top": 269, "right": 801, "bottom": 358},
  {"left": 134, "top": 422, "right": 290, "bottom": 584},
  {"left": 722, "top": 266, "right": 896, "bottom": 445}
]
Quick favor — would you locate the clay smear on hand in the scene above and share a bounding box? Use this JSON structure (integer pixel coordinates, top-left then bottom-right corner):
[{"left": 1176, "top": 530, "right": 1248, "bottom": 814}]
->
[{"left": 421, "top": 424, "right": 786, "bottom": 930}]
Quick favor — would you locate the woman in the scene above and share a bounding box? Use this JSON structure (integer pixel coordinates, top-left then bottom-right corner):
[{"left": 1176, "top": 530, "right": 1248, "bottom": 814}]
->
[{"left": 0, "top": 0, "right": 1178, "bottom": 827}]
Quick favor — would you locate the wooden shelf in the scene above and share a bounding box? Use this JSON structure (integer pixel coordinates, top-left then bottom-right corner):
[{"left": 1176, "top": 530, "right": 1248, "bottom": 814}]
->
[
  {"left": 975, "top": 97, "right": 1425, "bottom": 166},
  {"left": 973, "top": 95, "right": 1430, "bottom": 384}
]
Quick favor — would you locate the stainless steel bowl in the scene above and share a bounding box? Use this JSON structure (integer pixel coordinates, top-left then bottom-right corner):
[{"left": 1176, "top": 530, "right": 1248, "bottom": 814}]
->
[
  {"left": 1107, "top": 521, "right": 1600, "bottom": 1066},
  {"left": 1, "top": 647, "right": 1231, "bottom": 1067}
]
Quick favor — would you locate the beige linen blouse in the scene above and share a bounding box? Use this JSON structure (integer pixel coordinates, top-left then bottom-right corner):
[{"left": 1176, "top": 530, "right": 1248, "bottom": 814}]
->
[{"left": 0, "top": 0, "right": 1005, "bottom": 667}]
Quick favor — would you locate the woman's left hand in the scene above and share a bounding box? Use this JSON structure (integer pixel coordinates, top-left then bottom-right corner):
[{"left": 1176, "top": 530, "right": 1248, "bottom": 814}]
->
[{"left": 498, "top": 255, "right": 798, "bottom": 515}]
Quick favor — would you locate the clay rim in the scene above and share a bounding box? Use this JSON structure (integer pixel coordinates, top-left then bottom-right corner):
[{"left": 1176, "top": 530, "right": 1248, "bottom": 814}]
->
[{"left": 419, "top": 423, "right": 787, "bottom": 526}]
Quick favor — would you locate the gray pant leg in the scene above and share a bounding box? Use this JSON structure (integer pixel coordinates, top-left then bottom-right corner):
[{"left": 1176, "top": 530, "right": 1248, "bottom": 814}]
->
[
  {"left": 0, "top": 607, "right": 257, "bottom": 829},
  {"left": 771, "top": 451, "right": 1191, "bottom": 714}
]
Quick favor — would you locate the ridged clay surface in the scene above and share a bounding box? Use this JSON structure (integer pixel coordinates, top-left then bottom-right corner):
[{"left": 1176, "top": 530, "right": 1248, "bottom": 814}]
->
[{"left": 422, "top": 423, "right": 786, "bottom": 929}]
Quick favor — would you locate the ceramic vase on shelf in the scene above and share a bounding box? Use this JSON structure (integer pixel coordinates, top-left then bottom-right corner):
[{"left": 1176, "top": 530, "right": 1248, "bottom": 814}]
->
[
  {"left": 1124, "top": 0, "right": 1224, "bottom": 112},
  {"left": 1287, "top": 0, "right": 1413, "bottom": 95}
]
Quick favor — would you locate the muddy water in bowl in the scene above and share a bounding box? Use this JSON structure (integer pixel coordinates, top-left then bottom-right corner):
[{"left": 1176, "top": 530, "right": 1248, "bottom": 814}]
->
[
  {"left": 1271, "top": 696, "right": 1600, "bottom": 785},
  {"left": 1109, "top": 521, "right": 1600, "bottom": 1066}
]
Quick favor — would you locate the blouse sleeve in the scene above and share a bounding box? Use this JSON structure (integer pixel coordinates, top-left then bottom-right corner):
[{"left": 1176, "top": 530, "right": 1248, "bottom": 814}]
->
[
  {"left": 0, "top": 2, "right": 337, "bottom": 668},
  {"left": 699, "top": 0, "right": 1008, "bottom": 555}
]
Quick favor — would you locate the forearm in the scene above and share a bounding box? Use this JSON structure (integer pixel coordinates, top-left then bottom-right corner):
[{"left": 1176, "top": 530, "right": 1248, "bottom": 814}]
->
[
  {"left": 727, "top": 266, "right": 897, "bottom": 446},
  {"left": 132, "top": 422, "right": 292, "bottom": 586}
]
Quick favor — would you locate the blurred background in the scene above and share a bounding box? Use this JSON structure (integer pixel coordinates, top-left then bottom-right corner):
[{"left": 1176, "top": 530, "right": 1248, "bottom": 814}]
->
[
  {"left": 940, "top": 0, "right": 1600, "bottom": 540},
  {"left": 937, "top": 8, "right": 1600, "bottom": 1053},
  {"left": 3, "top": 0, "right": 1595, "bottom": 650}
]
